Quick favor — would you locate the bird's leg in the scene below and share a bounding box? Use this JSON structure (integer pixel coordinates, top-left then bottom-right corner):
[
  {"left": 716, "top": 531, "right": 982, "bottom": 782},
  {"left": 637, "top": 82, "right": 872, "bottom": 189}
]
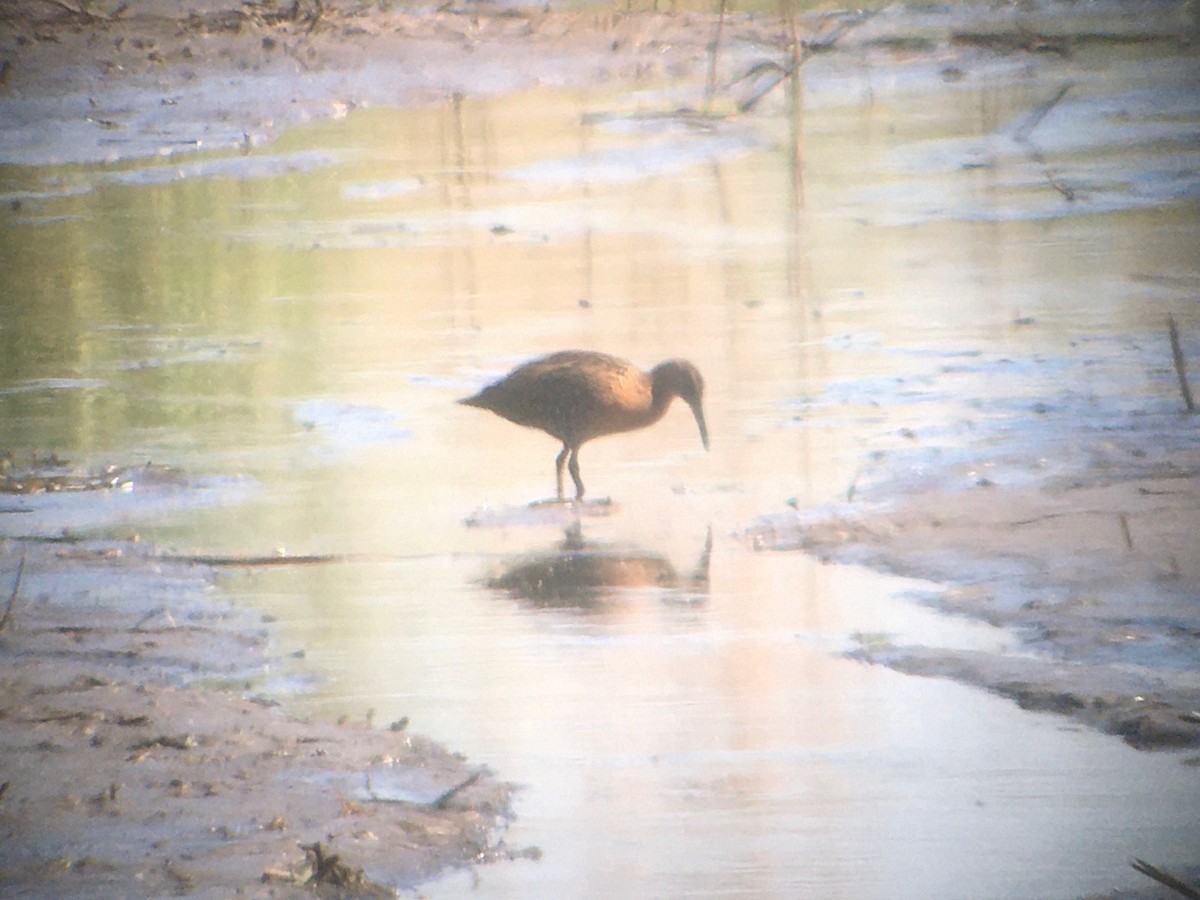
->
[
  {"left": 555, "top": 444, "right": 570, "bottom": 501},
  {"left": 568, "top": 447, "right": 585, "bottom": 500}
]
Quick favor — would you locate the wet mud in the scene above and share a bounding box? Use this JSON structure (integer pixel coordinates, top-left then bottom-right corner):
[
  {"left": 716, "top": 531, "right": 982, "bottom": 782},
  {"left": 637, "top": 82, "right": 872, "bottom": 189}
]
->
[
  {"left": 745, "top": 426, "right": 1200, "bottom": 753},
  {"left": 0, "top": 535, "right": 522, "bottom": 898},
  {"left": 0, "top": 0, "right": 780, "bottom": 166}
]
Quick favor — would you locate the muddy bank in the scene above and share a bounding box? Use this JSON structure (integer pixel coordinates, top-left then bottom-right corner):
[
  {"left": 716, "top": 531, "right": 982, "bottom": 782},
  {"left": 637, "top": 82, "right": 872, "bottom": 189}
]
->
[
  {"left": 0, "top": 537, "right": 523, "bottom": 898},
  {"left": 4, "top": 0, "right": 1194, "bottom": 166},
  {"left": 744, "top": 442, "right": 1200, "bottom": 753},
  {"left": 0, "top": 0, "right": 779, "bottom": 166}
]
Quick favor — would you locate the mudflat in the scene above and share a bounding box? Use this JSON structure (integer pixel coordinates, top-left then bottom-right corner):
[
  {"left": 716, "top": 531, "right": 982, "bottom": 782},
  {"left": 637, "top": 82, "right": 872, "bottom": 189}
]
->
[
  {"left": 746, "top": 445, "right": 1200, "bottom": 752},
  {"left": 0, "top": 538, "right": 523, "bottom": 898}
]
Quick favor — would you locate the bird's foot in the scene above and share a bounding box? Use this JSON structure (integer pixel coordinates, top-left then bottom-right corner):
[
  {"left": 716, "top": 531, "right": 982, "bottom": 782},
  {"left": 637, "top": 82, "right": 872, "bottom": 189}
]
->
[
  {"left": 526, "top": 497, "right": 615, "bottom": 516},
  {"left": 529, "top": 497, "right": 576, "bottom": 508}
]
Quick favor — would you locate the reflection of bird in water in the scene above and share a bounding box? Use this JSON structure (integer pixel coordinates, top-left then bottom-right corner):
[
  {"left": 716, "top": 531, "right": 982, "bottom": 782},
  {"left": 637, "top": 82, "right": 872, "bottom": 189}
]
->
[
  {"left": 489, "top": 551, "right": 679, "bottom": 606},
  {"left": 488, "top": 527, "right": 712, "bottom": 608},
  {"left": 459, "top": 350, "right": 709, "bottom": 500}
]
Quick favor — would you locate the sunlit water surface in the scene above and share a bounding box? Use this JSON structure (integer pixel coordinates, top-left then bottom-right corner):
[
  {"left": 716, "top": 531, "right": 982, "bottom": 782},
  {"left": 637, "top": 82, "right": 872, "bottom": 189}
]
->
[{"left": 2, "top": 18, "right": 1199, "bottom": 899}]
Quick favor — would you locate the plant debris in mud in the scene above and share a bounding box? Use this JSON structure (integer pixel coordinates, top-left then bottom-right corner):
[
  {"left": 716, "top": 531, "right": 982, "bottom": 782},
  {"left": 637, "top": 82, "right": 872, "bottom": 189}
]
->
[
  {"left": 0, "top": 453, "right": 183, "bottom": 495},
  {"left": 299, "top": 840, "right": 389, "bottom": 895}
]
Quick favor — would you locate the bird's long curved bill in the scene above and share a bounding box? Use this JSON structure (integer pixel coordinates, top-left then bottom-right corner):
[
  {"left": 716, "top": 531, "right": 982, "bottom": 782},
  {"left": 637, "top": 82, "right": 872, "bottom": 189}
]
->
[{"left": 690, "top": 402, "right": 710, "bottom": 451}]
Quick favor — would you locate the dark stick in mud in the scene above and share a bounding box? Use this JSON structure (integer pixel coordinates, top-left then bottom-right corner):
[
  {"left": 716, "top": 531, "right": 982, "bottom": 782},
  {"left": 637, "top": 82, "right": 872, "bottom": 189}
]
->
[
  {"left": 1014, "top": 83, "right": 1076, "bottom": 201},
  {"left": 158, "top": 552, "right": 347, "bottom": 567},
  {"left": 845, "top": 466, "right": 863, "bottom": 502},
  {"left": 704, "top": 0, "right": 728, "bottom": 112},
  {"left": 734, "top": 6, "right": 885, "bottom": 113},
  {"left": 1130, "top": 858, "right": 1200, "bottom": 900},
  {"left": 1117, "top": 512, "right": 1134, "bottom": 551},
  {"left": 433, "top": 770, "right": 484, "bottom": 810},
  {"left": 1167, "top": 314, "right": 1195, "bottom": 413},
  {"left": 0, "top": 552, "right": 26, "bottom": 632},
  {"left": 1013, "top": 81, "right": 1073, "bottom": 142}
]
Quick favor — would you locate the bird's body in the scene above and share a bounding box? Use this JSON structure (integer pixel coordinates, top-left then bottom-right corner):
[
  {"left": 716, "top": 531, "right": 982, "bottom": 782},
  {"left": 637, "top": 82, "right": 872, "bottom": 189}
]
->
[{"left": 459, "top": 350, "right": 708, "bottom": 500}]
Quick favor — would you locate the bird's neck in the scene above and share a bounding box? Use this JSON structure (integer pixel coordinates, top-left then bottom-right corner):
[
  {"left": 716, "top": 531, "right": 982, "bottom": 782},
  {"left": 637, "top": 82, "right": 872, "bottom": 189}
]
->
[{"left": 646, "top": 385, "right": 678, "bottom": 423}]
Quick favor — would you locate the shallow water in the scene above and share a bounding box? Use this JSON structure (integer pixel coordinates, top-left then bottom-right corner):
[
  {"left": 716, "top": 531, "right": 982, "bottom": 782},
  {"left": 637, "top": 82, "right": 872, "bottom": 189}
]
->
[{"left": 3, "top": 8, "right": 1200, "bottom": 897}]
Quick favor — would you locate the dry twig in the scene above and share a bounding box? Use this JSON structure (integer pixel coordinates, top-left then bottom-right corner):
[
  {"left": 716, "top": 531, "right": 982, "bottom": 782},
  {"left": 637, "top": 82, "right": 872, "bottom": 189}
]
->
[
  {"left": 1131, "top": 858, "right": 1200, "bottom": 900},
  {"left": 1014, "top": 82, "right": 1077, "bottom": 202},
  {"left": 1117, "top": 513, "right": 1134, "bottom": 551},
  {"left": 1167, "top": 314, "right": 1196, "bottom": 413},
  {"left": 0, "top": 553, "right": 26, "bottom": 632},
  {"left": 703, "top": 0, "right": 728, "bottom": 112},
  {"left": 1014, "top": 81, "right": 1073, "bottom": 142},
  {"left": 734, "top": 6, "right": 886, "bottom": 113},
  {"left": 157, "top": 552, "right": 345, "bottom": 567},
  {"left": 433, "top": 770, "right": 483, "bottom": 809}
]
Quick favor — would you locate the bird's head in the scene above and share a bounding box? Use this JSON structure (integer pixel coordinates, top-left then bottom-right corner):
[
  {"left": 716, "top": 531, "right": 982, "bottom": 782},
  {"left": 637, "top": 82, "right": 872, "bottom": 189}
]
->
[{"left": 653, "top": 359, "right": 709, "bottom": 451}]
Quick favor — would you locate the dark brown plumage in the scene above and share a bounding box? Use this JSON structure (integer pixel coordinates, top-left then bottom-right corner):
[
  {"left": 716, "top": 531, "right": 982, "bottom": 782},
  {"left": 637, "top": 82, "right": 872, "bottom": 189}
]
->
[{"left": 459, "top": 350, "right": 709, "bottom": 500}]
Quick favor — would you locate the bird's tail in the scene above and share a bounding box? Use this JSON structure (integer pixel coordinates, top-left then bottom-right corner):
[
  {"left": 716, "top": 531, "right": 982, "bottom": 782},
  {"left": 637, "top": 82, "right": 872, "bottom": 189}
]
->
[{"left": 458, "top": 393, "right": 484, "bottom": 408}]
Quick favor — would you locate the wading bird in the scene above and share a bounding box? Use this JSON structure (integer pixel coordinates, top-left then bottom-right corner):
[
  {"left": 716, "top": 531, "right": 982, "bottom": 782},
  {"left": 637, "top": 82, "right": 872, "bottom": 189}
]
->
[{"left": 459, "top": 350, "right": 709, "bottom": 500}]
